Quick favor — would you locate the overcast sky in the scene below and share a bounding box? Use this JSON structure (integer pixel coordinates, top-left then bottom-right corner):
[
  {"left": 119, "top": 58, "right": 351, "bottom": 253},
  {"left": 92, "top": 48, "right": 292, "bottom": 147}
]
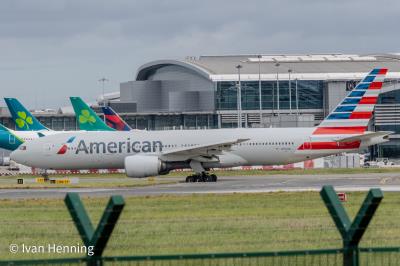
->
[{"left": 0, "top": 0, "right": 399, "bottom": 109}]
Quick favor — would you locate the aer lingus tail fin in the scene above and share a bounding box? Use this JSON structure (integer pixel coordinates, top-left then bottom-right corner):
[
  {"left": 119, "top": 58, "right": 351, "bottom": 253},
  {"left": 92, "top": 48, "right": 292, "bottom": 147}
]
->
[
  {"left": 70, "top": 97, "right": 115, "bottom": 131},
  {"left": 4, "top": 98, "right": 48, "bottom": 131}
]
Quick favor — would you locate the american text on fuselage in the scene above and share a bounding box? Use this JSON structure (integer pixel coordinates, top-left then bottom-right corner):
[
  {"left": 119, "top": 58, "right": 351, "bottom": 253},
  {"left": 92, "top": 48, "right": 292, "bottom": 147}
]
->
[{"left": 75, "top": 139, "right": 163, "bottom": 154}]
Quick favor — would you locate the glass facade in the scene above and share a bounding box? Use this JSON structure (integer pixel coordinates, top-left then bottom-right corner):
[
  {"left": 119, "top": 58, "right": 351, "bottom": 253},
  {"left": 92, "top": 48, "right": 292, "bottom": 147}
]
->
[
  {"left": 378, "top": 89, "right": 400, "bottom": 104},
  {"left": 375, "top": 90, "right": 400, "bottom": 134},
  {"left": 0, "top": 114, "right": 218, "bottom": 131},
  {"left": 374, "top": 89, "right": 400, "bottom": 158},
  {"left": 216, "top": 80, "right": 325, "bottom": 111},
  {"left": 0, "top": 116, "right": 78, "bottom": 131},
  {"left": 376, "top": 140, "right": 400, "bottom": 159}
]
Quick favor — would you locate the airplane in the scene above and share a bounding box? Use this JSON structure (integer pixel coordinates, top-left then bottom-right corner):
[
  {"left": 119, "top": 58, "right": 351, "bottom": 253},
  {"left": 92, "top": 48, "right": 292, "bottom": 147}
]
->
[
  {"left": 101, "top": 106, "right": 132, "bottom": 131},
  {"left": 69, "top": 97, "right": 115, "bottom": 131},
  {"left": 11, "top": 68, "right": 392, "bottom": 182}
]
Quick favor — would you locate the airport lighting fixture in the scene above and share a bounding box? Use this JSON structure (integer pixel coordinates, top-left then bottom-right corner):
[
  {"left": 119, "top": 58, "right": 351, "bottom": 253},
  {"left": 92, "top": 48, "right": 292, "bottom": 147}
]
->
[
  {"left": 98, "top": 77, "right": 109, "bottom": 122},
  {"left": 236, "top": 64, "right": 243, "bottom": 128},
  {"left": 258, "top": 55, "right": 262, "bottom": 123},
  {"left": 295, "top": 78, "right": 299, "bottom": 115},
  {"left": 288, "top": 69, "right": 292, "bottom": 114},
  {"left": 98, "top": 77, "right": 109, "bottom": 107},
  {"left": 275, "top": 63, "right": 280, "bottom": 115}
]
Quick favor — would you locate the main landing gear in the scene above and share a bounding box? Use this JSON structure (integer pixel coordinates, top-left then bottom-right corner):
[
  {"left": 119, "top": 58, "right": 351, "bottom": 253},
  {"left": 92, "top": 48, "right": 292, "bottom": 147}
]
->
[
  {"left": 185, "top": 172, "right": 217, "bottom": 183},
  {"left": 40, "top": 169, "right": 49, "bottom": 181}
]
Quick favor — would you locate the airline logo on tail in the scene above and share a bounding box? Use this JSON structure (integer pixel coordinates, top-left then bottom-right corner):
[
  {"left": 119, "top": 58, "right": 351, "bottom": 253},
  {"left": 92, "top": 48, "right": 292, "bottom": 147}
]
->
[
  {"left": 79, "top": 110, "right": 96, "bottom": 125},
  {"left": 4, "top": 98, "right": 48, "bottom": 131},
  {"left": 102, "top": 106, "right": 132, "bottom": 131},
  {"left": 314, "top": 68, "right": 387, "bottom": 135},
  {"left": 57, "top": 136, "right": 76, "bottom": 155},
  {"left": 298, "top": 68, "right": 388, "bottom": 151},
  {"left": 15, "top": 111, "right": 34, "bottom": 130},
  {"left": 69, "top": 97, "right": 115, "bottom": 131}
]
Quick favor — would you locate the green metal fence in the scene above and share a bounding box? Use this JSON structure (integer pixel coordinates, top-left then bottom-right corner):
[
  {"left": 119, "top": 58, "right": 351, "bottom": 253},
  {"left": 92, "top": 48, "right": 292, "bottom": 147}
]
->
[{"left": 1, "top": 185, "right": 399, "bottom": 266}]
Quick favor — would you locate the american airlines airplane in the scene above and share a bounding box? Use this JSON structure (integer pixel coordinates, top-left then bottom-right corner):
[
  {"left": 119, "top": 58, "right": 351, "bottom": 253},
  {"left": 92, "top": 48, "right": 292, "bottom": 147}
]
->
[{"left": 11, "top": 69, "right": 391, "bottom": 182}]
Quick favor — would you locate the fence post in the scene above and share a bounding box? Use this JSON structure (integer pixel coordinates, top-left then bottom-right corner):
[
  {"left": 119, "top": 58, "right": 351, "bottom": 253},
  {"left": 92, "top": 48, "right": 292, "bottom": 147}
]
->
[
  {"left": 320, "top": 185, "right": 383, "bottom": 266},
  {"left": 65, "top": 192, "right": 125, "bottom": 266}
]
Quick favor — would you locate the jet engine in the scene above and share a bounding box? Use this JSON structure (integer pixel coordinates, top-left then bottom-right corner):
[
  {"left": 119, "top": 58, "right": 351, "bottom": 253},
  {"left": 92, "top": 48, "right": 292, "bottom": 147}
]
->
[{"left": 124, "top": 155, "right": 169, "bottom": 178}]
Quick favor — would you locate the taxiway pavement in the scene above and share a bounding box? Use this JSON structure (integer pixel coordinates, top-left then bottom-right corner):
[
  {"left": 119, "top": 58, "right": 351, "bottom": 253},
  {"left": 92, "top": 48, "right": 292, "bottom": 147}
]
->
[{"left": 1, "top": 173, "right": 400, "bottom": 199}]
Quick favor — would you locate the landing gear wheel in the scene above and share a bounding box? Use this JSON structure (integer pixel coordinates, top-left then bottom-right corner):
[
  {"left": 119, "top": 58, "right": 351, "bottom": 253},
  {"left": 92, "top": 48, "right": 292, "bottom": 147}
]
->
[
  {"left": 186, "top": 175, "right": 195, "bottom": 183},
  {"left": 186, "top": 173, "right": 218, "bottom": 183},
  {"left": 199, "top": 175, "right": 206, "bottom": 182},
  {"left": 41, "top": 171, "right": 49, "bottom": 181},
  {"left": 200, "top": 173, "right": 209, "bottom": 182}
]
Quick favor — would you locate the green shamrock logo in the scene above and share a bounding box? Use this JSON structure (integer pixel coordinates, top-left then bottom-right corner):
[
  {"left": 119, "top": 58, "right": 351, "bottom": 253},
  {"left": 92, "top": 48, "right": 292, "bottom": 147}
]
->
[
  {"left": 79, "top": 109, "right": 96, "bottom": 124},
  {"left": 15, "top": 111, "right": 33, "bottom": 129}
]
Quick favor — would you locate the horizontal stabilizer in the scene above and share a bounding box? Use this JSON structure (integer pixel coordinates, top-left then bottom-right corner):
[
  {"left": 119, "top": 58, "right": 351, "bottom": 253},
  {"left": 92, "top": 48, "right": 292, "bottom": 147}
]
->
[{"left": 334, "top": 131, "right": 393, "bottom": 143}]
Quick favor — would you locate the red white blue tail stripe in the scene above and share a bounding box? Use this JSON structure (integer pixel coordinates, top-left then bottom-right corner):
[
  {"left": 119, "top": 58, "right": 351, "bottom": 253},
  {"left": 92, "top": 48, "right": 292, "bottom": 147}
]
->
[
  {"left": 314, "top": 68, "right": 387, "bottom": 136},
  {"left": 297, "top": 68, "right": 388, "bottom": 151}
]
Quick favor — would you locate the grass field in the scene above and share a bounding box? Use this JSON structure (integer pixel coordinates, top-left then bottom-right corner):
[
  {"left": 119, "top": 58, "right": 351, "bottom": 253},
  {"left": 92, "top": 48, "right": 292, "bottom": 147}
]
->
[{"left": 1, "top": 191, "right": 399, "bottom": 260}]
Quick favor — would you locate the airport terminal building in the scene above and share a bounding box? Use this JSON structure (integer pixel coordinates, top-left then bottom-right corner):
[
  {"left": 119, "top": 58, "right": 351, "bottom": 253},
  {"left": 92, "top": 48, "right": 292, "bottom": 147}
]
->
[{"left": 1, "top": 53, "right": 400, "bottom": 159}]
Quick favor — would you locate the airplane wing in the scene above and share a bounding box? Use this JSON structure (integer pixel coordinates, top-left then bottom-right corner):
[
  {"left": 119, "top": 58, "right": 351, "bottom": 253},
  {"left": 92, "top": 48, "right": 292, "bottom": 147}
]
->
[
  {"left": 161, "top": 138, "right": 249, "bottom": 159},
  {"left": 334, "top": 131, "right": 393, "bottom": 143}
]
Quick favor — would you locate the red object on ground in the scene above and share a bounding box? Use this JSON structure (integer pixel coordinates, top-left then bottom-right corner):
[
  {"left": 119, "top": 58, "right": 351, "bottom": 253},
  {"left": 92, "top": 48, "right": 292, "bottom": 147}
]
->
[{"left": 337, "top": 192, "right": 347, "bottom": 202}]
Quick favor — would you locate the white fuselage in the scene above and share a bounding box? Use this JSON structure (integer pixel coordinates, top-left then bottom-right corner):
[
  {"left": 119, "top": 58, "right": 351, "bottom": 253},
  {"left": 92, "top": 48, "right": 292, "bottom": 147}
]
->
[
  {"left": 9, "top": 129, "right": 56, "bottom": 142},
  {"left": 10, "top": 127, "right": 377, "bottom": 170}
]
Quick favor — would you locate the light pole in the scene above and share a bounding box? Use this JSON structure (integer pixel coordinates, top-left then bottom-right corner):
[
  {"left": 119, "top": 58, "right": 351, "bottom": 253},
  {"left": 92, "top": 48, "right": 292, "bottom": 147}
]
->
[
  {"left": 258, "top": 55, "right": 262, "bottom": 124},
  {"left": 98, "top": 77, "right": 108, "bottom": 122},
  {"left": 236, "top": 64, "right": 243, "bottom": 128},
  {"left": 275, "top": 63, "right": 280, "bottom": 115},
  {"left": 288, "top": 69, "right": 292, "bottom": 114},
  {"left": 295, "top": 78, "right": 299, "bottom": 115},
  {"left": 98, "top": 77, "right": 109, "bottom": 107}
]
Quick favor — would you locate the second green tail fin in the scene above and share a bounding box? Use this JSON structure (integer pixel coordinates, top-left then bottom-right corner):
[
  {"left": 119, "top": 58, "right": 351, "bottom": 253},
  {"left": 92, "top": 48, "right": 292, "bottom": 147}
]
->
[{"left": 70, "top": 97, "right": 115, "bottom": 131}]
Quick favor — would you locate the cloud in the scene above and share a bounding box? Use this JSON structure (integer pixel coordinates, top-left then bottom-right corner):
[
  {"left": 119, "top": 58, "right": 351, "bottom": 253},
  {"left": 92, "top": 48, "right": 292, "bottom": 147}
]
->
[{"left": 0, "top": 0, "right": 399, "bottom": 108}]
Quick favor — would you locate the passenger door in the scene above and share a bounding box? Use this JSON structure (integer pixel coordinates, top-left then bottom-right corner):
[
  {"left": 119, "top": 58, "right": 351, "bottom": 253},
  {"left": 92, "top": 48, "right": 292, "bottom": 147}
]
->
[{"left": 8, "top": 135, "right": 15, "bottom": 145}]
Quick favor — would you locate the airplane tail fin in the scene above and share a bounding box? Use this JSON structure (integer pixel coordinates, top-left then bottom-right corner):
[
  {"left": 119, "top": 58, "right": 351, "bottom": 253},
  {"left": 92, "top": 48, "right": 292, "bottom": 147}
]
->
[
  {"left": 0, "top": 123, "right": 24, "bottom": 150},
  {"left": 69, "top": 97, "right": 115, "bottom": 131},
  {"left": 101, "top": 106, "right": 132, "bottom": 131},
  {"left": 4, "top": 98, "right": 49, "bottom": 131},
  {"left": 314, "top": 68, "right": 388, "bottom": 135}
]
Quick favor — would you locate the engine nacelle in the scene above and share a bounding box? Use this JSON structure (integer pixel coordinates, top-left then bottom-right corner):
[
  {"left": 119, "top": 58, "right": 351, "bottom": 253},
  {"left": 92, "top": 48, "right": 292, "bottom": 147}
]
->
[{"left": 124, "top": 155, "right": 169, "bottom": 178}]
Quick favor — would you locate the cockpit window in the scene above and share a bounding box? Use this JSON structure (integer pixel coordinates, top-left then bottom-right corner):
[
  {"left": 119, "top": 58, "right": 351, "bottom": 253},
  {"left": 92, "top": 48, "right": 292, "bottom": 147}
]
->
[{"left": 19, "top": 145, "right": 27, "bottom": 151}]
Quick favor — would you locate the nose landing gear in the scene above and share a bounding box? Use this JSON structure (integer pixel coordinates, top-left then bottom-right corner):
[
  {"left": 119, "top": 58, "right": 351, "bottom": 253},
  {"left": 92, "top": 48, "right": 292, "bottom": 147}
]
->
[{"left": 185, "top": 172, "right": 217, "bottom": 183}]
